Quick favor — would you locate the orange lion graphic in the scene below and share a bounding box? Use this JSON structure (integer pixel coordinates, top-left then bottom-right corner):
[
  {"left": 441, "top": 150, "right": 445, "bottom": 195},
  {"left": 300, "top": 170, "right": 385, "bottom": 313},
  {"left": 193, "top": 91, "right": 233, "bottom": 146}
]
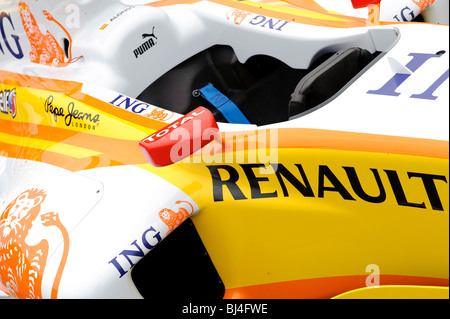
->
[
  {"left": 0, "top": 189, "right": 69, "bottom": 299},
  {"left": 158, "top": 201, "right": 194, "bottom": 236},
  {"left": 226, "top": 9, "right": 252, "bottom": 25},
  {"left": 18, "top": 2, "right": 80, "bottom": 67},
  {"left": 412, "top": 0, "right": 435, "bottom": 11},
  {"left": 144, "top": 108, "right": 174, "bottom": 121}
]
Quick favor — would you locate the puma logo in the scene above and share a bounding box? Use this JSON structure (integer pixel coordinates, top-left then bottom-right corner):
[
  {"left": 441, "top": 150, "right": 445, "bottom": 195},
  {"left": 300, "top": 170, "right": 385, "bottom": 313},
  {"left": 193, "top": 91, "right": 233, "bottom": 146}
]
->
[
  {"left": 134, "top": 27, "right": 158, "bottom": 58},
  {"left": 142, "top": 27, "right": 157, "bottom": 40}
]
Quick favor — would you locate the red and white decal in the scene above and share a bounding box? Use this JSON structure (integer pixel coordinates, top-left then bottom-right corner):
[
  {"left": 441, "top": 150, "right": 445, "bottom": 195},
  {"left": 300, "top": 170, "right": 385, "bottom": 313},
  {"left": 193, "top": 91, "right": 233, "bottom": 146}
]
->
[{"left": 139, "top": 107, "right": 219, "bottom": 167}]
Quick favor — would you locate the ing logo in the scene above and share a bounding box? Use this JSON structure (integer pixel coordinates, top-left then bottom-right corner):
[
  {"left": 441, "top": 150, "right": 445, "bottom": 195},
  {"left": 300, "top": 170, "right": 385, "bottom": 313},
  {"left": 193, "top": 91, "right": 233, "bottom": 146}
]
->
[
  {"left": 0, "top": 10, "right": 24, "bottom": 59},
  {"left": 226, "top": 9, "right": 252, "bottom": 25},
  {"left": 144, "top": 107, "right": 174, "bottom": 122},
  {"left": 0, "top": 189, "right": 69, "bottom": 299},
  {"left": 225, "top": 9, "right": 289, "bottom": 31},
  {"left": 412, "top": 0, "right": 435, "bottom": 11},
  {"left": 368, "top": 52, "right": 449, "bottom": 100},
  {"left": 158, "top": 201, "right": 194, "bottom": 235},
  {"left": 108, "top": 200, "right": 195, "bottom": 278},
  {"left": 18, "top": 2, "right": 80, "bottom": 67}
]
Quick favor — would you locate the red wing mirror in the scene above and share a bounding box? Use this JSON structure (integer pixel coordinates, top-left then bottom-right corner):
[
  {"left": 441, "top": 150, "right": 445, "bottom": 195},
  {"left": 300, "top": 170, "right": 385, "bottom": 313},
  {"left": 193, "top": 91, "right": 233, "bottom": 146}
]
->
[
  {"left": 139, "top": 107, "right": 219, "bottom": 167},
  {"left": 351, "top": 0, "right": 381, "bottom": 9}
]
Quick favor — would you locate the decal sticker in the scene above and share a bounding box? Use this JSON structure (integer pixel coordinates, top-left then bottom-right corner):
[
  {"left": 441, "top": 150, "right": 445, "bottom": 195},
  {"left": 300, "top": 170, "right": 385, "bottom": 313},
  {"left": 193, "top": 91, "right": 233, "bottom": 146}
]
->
[
  {"left": 412, "top": 0, "right": 435, "bottom": 11},
  {"left": 133, "top": 27, "right": 157, "bottom": 59},
  {"left": 0, "top": 189, "right": 69, "bottom": 299},
  {"left": 144, "top": 107, "right": 174, "bottom": 121},
  {"left": 225, "top": 9, "right": 289, "bottom": 31},
  {"left": 379, "top": 0, "right": 437, "bottom": 22},
  {"left": 44, "top": 95, "right": 100, "bottom": 131},
  {"left": 158, "top": 201, "right": 194, "bottom": 236},
  {"left": 248, "top": 15, "right": 289, "bottom": 31},
  {"left": 226, "top": 9, "right": 252, "bottom": 25},
  {"left": 393, "top": 5, "right": 416, "bottom": 22},
  {"left": 108, "top": 199, "right": 196, "bottom": 279},
  {"left": 99, "top": 6, "right": 135, "bottom": 30},
  {"left": 109, "top": 5, "right": 135, "bottom": 23},
  {"left": 109, "top": 94, "right": 174, "bottom": 121},
  {"left": 0, "top": 88, "right": 17, "bottom": 118},
  {"left": 368, "top": 52, "right": 449, "bottom": 100},
  {"left": 0, "top": 10, "right": 24, "bottom": 59},
  {"left": 18, "top": 2, "right": 80, "bottom": 67},
  {"left": 206, "top": 164, "right": 448, "bottom": 211},
  {"left": 108, "top": 225, "right": 162, "bottom": 278}
]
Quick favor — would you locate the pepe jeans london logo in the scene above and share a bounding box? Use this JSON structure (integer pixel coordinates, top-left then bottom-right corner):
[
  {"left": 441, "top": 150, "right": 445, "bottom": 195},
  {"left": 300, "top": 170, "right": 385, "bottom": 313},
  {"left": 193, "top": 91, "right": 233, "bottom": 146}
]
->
[
  {"left": 133, "top": 27, "right": 157, "bottom": 59},
  {"left": 44, "top": 95, "right": 100, "bottom": 131}
]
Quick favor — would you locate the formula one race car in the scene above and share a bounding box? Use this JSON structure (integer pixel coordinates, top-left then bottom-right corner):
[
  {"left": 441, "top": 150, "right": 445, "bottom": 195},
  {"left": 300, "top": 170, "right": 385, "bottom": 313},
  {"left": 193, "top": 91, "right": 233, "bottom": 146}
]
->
[{"left": 0, "top": 0, "right": 448, "bottom": 300}]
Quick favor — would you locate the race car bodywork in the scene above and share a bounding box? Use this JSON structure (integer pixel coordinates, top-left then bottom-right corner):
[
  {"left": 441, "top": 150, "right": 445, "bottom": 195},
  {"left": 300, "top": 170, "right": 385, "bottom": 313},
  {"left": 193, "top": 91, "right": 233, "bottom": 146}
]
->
[{"left": 0, "top": 0, "right": 448, "bottom": 299}]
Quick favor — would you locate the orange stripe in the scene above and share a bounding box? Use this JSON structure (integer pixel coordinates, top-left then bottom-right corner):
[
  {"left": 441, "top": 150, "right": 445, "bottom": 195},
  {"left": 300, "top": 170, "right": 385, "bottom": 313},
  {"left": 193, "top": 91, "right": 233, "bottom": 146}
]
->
[
  {"left": 0, "top": 132, "right": 146, "bottom": 172},
  {"left": 265, "top": 0, "right": 329, "bottom": 13},
  {"left": 0, "top": 140, "right": 98, "bottom": 170},
  {"left": 148, "top": 0, "right": 372, "bottom": 28},
  {"left": 214, "top": 128, "right": 449, "bottom": 159},
  {"left": 276, "top": 128, "right": 449, "bottom": 159},
  {"left": 0, "top": 70, "right": 168, "bottom": 132},
  {"left": 223, "top": 275, "right": 449, "bottom": 299},
  {"left": 0, "top": 118, "right": 142, "bottom": 154},
  {"left": 2, "top": 119, "right": 447, "bottom": 172},
  {"left": 148, "top": 0, "right": 198, "bottom": 6},
  {"left": 0, "top": 70, "right": 83, "bottom": 95},
  {"left": 2, "top": 73, "right": 447, "bottom": 172},
  {"left": 75, "top": 94, "right": 166, "bottom": 132},
  {"left": 0, "top": 139, "right": 138, "bottom": 171}
]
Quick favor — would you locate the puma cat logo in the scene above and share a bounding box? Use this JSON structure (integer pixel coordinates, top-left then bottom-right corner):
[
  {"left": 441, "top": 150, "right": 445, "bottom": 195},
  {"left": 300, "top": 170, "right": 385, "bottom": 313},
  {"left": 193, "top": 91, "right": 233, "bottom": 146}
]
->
[
  {"left": 134, "top": 27, "right": 158, "bottom": 58},
  {"left": 142, "top": 27, "right": 157, "bottom": 40}
]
